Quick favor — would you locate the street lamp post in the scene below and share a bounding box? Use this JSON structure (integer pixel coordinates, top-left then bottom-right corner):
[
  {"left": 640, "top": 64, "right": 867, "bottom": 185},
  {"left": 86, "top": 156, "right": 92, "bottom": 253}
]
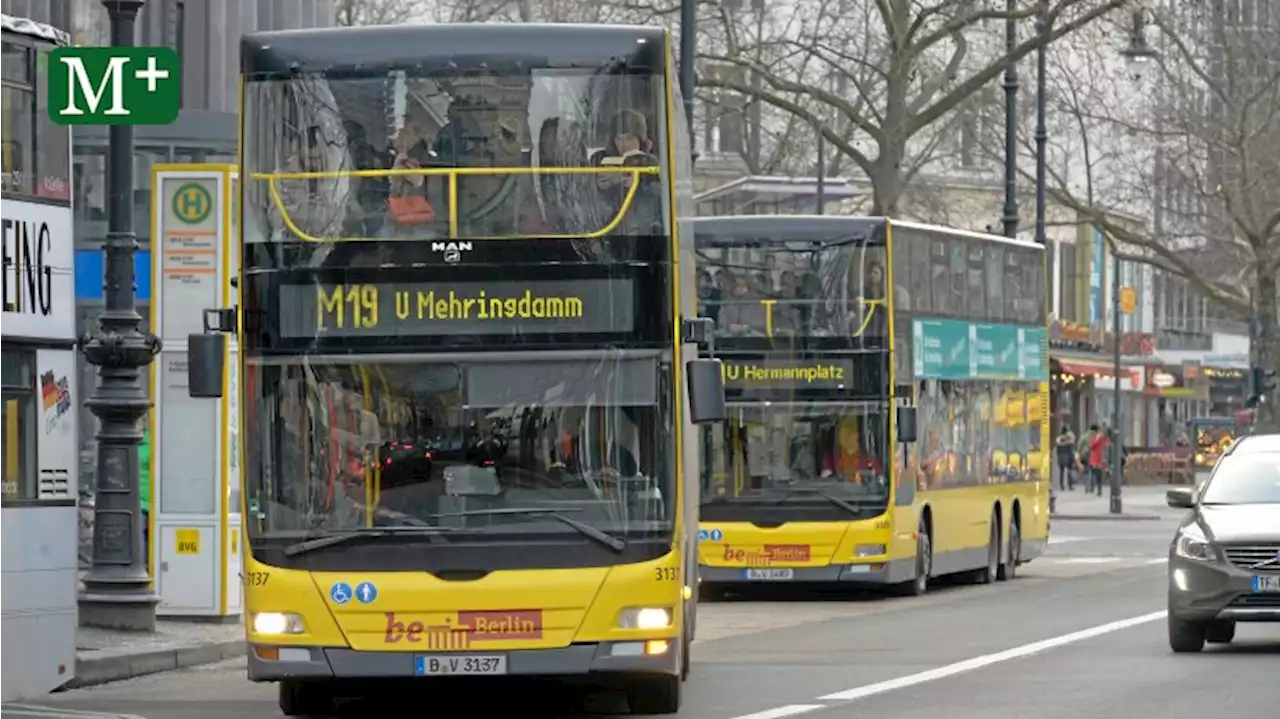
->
[
  {"left": 1001, "top": 0, "right": 1020, "bottom": 238},
  {"left": 680, "top": 0, "right": 696, "bottom": 141},
  {"left": 78, "top": 0, "right": 162, "bottom": 631},
  {"left": 816, "top": 123, "right": 826, "bottom": 214},
  {"left": 1109, "top": 2, "right": 1158, "bottom": 514},
  {"left": 1034, "top": 4, "right": 1053, "bottom": 511}
]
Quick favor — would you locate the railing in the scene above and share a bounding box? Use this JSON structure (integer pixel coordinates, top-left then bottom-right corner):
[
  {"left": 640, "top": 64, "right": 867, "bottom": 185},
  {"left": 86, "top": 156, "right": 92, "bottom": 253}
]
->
[
  {"left": 701, "top": 297, "right": 887, "bottom": 340},
  {"left": 251, "top": 165, "right": 660, "bottom": 242}
]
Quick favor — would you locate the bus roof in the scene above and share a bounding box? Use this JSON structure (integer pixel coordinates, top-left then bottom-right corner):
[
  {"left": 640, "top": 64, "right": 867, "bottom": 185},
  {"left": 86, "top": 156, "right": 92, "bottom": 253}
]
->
[
  {"left": 241, "top": 23, "right": 668, "bottom": 76},
  {"left": 693, "top": 214, "right": 1043, "bottom": 251},
  {"left": 692, "top": 215, "right": 885, "bottom": 243},
  {"left": 0, "top": 13, "right": 70, "bottom": 45}
]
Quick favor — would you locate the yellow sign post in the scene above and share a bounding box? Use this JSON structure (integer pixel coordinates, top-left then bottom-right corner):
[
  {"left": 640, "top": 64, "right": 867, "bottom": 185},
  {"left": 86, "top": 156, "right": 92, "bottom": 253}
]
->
[{"left": 1119, "top": 286, "right": 1137, "bottom": 315}]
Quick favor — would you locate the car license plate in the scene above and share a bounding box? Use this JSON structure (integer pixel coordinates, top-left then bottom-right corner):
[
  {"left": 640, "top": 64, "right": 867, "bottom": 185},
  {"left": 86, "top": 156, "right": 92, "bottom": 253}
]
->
[
  {"left": 744, "top": 568, "right": 794, "bottom": 581},
  {"left": 414, "top": 655, "right": 507, "bottom": 676},
  {"left": 1251, "top": 575, "right": 1280, "bottom": 593}
]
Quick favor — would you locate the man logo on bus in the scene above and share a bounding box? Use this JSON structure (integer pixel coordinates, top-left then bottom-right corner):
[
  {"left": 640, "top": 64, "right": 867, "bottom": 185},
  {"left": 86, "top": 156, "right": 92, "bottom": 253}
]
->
[
  {"left": 431, "top": 241, "right": 472, "bottom": 264},
  {"left": 384, "top": 609, "right": 543, "bottom": 644}
]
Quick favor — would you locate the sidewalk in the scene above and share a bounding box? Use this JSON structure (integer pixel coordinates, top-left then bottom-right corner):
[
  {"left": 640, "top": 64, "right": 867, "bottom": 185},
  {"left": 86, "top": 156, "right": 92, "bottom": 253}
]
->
[
  {"left": 1049, "top": 483, "right": 1181, "bottom": 521},
  {"left": 65, "top": 619, "right": 244, "bottom": 690}
]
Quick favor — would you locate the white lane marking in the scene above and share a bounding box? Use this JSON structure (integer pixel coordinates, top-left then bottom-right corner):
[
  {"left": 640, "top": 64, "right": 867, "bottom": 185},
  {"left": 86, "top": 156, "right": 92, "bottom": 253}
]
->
[
  {"left": 1055, "top": 557, "right": 1122, "bottom": 564},
  {"left": 816, "top": 610, "right": 1165, "bottom": 701},
  {"left": 1047, "top": 536, "right": 1088, "bottom": 545},
  {"left": 1146, "top": 557, "right": 1169, "bottom": 564},
  {"left": 1, "top": 706, "right": 147, "bottom": 719},
  {"left": 730, "top": 705, "right": 827, "bottom": 719}
]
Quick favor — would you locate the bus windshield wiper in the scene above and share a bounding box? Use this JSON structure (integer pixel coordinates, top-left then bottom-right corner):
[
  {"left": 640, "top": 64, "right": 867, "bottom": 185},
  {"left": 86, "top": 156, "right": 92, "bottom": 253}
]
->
[
  {"left": 767, "top": 486, "right": 877, "bottom": 516},
  {"left": 283, "top": 526, "right": 459, "bottom": 557},
  {"left": 432, "top": 507, "right": 627, "bottom": 553}
]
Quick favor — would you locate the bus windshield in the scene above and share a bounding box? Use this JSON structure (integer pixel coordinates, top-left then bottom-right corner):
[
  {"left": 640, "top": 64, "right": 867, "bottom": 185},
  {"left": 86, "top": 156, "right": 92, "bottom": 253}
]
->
[
  {"left": 242, "top": 64, "right": 666, "bottom": 244},
  {"left": 243, "top": 356, "right": 673, "bottom": 543},
  {"left": 701, "top": 401, "right": 890, "bottom": 517}
]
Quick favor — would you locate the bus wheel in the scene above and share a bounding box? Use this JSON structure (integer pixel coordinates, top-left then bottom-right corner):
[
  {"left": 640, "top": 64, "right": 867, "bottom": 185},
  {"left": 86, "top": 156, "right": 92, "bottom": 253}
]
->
[
  {"left": 998, "top": 518, "right": 1021, "bottom": 581},
  {"left": 681, "top": 632, "right": 691, "bottom": 681},
  {"left": 895, "top": 524, "right": 931, "bottom": 596},
  {"left": 973, "top": 516, "right": 999, "bottom": 585},
  {"left": 625, "top": 674, "right": 683, "bottom": 714},
  {"left": 278, "top": 680, "right": 334, "bottom": 717}
]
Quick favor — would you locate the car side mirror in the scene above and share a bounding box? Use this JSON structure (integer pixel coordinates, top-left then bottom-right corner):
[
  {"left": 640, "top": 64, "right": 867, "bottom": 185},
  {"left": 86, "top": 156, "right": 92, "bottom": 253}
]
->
[
  {"left": 686, "top": 358, "right": 726, "bottom": 424},
  {"left": 896, "top": 406, "right": 918, "bottom": 443},
  {"left": 1166, "top": 487, "right": 1194, "bottom": 509}
]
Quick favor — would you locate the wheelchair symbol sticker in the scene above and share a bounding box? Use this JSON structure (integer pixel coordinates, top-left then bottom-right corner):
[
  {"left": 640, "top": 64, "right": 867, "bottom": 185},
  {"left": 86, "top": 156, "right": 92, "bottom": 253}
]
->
[
  {"left": 699, "top": 528, "right": 723, "bottom": 542},
  {"left": 698, "top": 529, "right": 709, "bottom": 541},
  {"left": 330, "top": 582, "right": 353, "bottom": 605}
]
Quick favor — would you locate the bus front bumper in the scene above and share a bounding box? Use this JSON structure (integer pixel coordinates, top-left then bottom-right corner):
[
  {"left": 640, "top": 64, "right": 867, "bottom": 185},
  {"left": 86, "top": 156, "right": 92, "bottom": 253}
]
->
[
  {"left": 699, "top": 558, "right": 916, "bottom": 584},
  {"left": 247, "top": 640, "right": 680, "bottom": 681}
]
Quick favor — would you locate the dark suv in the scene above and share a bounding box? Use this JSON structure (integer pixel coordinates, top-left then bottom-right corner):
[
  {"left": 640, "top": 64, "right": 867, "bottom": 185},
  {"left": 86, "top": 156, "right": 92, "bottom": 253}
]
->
[{"left": 1165, "top": 432, "right": 1279, "bottom": 652}]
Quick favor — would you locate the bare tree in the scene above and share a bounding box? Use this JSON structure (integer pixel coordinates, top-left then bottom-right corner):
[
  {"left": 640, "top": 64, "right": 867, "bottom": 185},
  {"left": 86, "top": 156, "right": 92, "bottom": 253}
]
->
[
  {"left": 334, "top": 0, "right": 426, "bottom": 25},
  {"left": 1034, "top": 9, "right": 1280, "bottom": 429},
  {"left": 691, "top": 0, "right": 1131, "bottom": 215}
]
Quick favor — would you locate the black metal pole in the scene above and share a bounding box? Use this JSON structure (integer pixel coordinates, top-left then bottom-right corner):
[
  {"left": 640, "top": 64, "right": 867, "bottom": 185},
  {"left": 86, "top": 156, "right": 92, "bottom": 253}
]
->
[
  {"left": 1034, "top": 5, "right": 1048, "bottom": 247},
  {"left": 79, "top": 0, "right": 161, "bottom": 631},
  {"left": 816, "top": 125, "right": 826, "bottom": 215},
  {"left": 1001, "top": 0, "right": 1020, "bottom": 238},
  {"left": 1035, "top": 4, "right": 1052, "bottom": 512},
  {"left": 1110, "top": 243, "right": 1124, "bottom": 514},
  {"left": 679, "top": 0, "right": 697, "bottom": 143}
]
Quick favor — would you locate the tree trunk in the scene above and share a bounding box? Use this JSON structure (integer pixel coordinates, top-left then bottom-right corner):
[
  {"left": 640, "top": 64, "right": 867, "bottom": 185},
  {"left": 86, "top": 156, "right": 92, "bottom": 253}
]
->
[{"left": 1254, "top": 268, "right": 1278, "bottom": 433}]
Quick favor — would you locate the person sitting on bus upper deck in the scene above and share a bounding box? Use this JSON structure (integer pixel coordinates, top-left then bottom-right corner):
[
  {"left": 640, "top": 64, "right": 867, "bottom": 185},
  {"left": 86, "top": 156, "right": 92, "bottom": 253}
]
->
[
  {"left": 591, "top": 110, "right": 660, "bottom": 224},
  {"left": 697, "top": 269, "right": 722, "bottom": 325},
  {"left": 719, "top": 272, "right": 767, "bottom": 337},
  {"left": 796, "top": 271, "right": 829, "bottom": 335}
]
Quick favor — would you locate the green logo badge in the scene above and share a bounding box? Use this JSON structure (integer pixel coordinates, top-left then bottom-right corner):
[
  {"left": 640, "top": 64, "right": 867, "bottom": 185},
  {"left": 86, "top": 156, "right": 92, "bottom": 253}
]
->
[
  {"left": 47, "top": 47, "right": 180, "bottom": 126},
  {"left": 172, "top": 183, "right": 213, "bottom": 225}
]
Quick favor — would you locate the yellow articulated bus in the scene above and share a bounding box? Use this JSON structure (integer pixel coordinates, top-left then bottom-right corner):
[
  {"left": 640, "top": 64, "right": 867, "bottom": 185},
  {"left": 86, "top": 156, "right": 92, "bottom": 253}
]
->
[
  {"left": 184, "top": 23, "right": 726, "bottom": 716},
  {"left": 694, "top": 216, "right": 1051, "bottom": 597}
]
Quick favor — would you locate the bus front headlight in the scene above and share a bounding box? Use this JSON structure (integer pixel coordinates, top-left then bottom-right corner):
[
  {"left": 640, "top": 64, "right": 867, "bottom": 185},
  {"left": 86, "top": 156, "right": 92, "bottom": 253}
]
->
[
  {"left": 617, "top": 607, "right": 672, "bottom": 630},
  {"left": 252, "top": 612, "right": 306, "bottom": 635},
  {"left": 854, "top": 544, "right": 887, "bottom": 557}
]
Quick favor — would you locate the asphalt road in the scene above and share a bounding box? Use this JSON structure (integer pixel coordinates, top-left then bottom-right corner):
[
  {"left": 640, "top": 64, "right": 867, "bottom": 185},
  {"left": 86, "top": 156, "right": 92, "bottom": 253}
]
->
[{"left": 8, "top": 512, "right": 1277, "bottom": 719}]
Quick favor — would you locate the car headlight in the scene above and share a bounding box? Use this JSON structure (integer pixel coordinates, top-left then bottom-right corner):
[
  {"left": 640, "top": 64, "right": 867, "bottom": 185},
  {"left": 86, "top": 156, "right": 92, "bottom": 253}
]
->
[
  {"left": 252, "top": 612, "right": 306, "bottom": 635},
  {"left": 1174, "top": 526, "right": 1215, "bottom": 562},
  {"left": 617, "top": 607, "right": 673, "bottom": 630},
  {"left": 854, "top": 544, "right": 887, "bottom": 557}
]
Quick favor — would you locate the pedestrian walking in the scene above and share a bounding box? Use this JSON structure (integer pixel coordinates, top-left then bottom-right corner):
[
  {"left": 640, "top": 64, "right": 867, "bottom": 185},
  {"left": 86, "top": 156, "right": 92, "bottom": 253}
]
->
[
  {"left": 1055, "top": 424, "right": 1077, "bottom": 491},
  {"left": 1087, "top": 424, "right": 1111, "bottom": 496}
]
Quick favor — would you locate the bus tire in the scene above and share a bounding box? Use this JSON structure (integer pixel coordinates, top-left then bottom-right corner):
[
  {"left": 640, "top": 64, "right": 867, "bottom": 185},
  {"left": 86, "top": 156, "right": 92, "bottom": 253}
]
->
[
  {"left": 278, "top": 680, "right": 334, "bottom": 717},
  {"left": 973, "top": 515, "right": 999, "bottom": 585},
  {"left": 681, "top": 631, "right": 691, "bottom": 681},
  {"left": 998, "top": 515, "right": 1021, "bottom": 581},
  {"left": 895, "top": 523, "right": 931, "bottom": 596},
  {"left": 625, "top": 673, "right": 683, "bottom": 714}
]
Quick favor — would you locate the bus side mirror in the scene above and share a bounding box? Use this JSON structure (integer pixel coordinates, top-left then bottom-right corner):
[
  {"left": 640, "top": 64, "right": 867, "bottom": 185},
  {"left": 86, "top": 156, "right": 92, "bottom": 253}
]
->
[
  {"left": 686, "top": 358, "right": 726, "bottom": 424},
  {"left": 897, "top": 406, "right": 918, "bottom": 443},
  {"left": 188, "top": 333, "right": 226, "bottom": 399}
]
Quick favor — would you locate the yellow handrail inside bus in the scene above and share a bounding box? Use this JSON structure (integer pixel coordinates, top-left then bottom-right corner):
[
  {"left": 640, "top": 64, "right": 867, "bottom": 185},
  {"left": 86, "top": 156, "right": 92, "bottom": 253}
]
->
[{"left": 254, "top": 165, "right": 659, "bottom": 243}]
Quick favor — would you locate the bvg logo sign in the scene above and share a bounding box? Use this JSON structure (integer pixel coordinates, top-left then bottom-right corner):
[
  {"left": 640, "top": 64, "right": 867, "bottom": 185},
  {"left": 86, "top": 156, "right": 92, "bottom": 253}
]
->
[
  {"left": 172, "top": 183, "right": 213, "bottom": 225},
  {"left": 48, "top": 47, "right": 180, "bottom": 126},
  {"left": 385, "top": 610, "right": 543, "bottom": 646}
]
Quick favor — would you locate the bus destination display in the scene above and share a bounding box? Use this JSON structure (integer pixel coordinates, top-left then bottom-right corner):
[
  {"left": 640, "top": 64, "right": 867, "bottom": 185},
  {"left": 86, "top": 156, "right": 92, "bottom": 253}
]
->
[{"left": 276, "top": 279, "right": 636, "bottom": 338}]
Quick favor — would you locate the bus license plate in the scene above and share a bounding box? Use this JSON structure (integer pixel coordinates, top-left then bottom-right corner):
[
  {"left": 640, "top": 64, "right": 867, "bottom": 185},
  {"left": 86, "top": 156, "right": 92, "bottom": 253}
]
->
[
  {"left": 1251, "top": 575, "right": 1280, "bottom": 593},
  {"left": 744, "top": 568, "right": 794, "bottom": 581},
  {"left": 414, "top": 655, "right": 507, "bottom": 676}
]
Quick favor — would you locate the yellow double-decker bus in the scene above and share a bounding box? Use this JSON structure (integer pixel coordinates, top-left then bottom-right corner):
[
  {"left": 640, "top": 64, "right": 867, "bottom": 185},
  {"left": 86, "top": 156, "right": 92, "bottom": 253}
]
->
[
  {"left": 694, "top": 216, "right": 1050, "bottom": 596},
  {"left": 185, "top": 23, "right": 725, "bottom": 716}
]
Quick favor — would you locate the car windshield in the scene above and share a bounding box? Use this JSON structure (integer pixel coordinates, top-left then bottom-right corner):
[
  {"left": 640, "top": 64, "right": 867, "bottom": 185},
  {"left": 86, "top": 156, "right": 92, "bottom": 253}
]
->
[
  {"left": 242, "top": 356, "right": 672, "bottom": 541},
  {"left": 700, "top": 401, "right": 890, "bottom": 510},
  {"left": 1201, "top": 454, "right": 1280, "bottom": 504}
]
